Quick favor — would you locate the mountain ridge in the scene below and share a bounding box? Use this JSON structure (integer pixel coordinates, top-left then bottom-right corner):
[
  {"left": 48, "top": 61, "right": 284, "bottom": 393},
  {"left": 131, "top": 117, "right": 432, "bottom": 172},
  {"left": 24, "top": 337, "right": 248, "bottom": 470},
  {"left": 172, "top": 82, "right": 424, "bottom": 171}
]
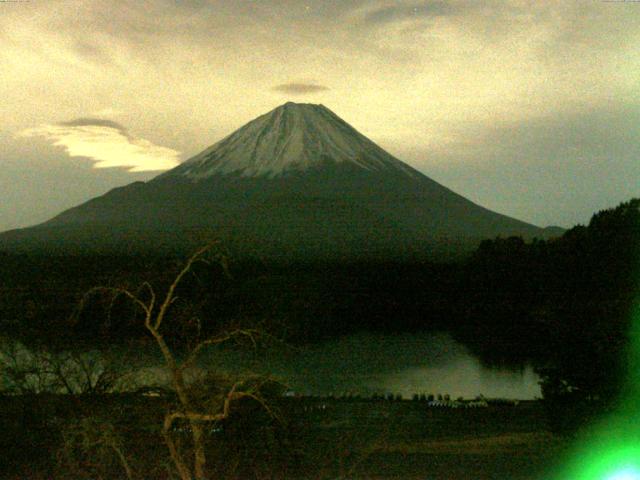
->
[
  {"left": 0, "top": 102, "right": 561, "bottom": 259},
  {"left": 158, "top": 102, "right": 421, "bottom": 180}
]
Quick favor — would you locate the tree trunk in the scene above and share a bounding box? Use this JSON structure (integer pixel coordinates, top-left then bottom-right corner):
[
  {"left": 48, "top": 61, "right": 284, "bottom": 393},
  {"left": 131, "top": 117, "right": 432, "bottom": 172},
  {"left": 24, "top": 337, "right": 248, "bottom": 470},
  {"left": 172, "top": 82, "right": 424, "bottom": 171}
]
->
[{"left": 192, "top": 422, "right": 207, "bottom": 480}]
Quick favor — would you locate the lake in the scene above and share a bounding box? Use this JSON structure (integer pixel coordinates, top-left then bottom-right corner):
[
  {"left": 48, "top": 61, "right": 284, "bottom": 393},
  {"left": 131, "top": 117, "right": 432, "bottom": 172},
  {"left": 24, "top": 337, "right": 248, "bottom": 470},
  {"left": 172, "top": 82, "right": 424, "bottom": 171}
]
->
[
  {"left": 1, "top": 332, "right": 541, "bottom": 399},
  {"left": 206, "top": 332, "right": 542, "bottom": 400}
]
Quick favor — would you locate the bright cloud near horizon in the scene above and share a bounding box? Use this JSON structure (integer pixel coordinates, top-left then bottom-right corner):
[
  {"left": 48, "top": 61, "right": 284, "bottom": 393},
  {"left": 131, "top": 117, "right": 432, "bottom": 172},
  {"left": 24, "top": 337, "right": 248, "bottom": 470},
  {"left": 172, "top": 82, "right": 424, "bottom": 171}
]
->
[
  {"left": 1, "top": 0, "right": 639, "bottom": 231},
  {"left": 19, "top": 120, "right": 181, "bottom": 172}
]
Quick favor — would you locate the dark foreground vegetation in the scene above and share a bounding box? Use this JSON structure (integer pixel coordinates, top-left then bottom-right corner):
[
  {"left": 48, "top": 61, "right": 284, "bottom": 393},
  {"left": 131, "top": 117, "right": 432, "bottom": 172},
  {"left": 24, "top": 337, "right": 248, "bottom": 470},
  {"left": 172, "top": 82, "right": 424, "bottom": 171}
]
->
[
  {"left": 1, "top": 198, "right": 638, "bottom": 478},
  {"left": 2, "top": 393, "right": 566, "bottom": 479}
]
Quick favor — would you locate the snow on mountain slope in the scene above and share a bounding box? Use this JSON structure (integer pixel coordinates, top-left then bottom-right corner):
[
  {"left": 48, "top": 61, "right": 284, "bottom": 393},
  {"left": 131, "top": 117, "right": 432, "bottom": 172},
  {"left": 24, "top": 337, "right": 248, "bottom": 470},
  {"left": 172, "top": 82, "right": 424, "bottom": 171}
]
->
[
  {"left": 0, "top": 102, "right": 561, "bottom": 258},
  {"left": 161, "top": 102, "right": 421, "bottom": 180}
]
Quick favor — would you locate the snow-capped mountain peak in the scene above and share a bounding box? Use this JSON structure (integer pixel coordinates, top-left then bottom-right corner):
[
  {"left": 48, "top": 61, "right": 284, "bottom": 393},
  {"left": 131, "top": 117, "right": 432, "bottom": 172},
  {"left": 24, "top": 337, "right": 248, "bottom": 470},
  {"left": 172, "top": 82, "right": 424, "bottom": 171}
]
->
[{"left": 162, "top": 102, "right": 419, "bottom": 180}]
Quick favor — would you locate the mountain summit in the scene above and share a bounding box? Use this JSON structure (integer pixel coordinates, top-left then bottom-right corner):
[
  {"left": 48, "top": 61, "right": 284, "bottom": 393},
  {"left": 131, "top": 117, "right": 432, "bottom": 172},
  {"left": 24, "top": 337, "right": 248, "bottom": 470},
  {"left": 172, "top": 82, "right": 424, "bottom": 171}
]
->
[
  {"left": 0, "top": 103, "right": 560, "bottom": 259},
  {"left": 160, "top": 102, "right": 419, "bottom": 180}
]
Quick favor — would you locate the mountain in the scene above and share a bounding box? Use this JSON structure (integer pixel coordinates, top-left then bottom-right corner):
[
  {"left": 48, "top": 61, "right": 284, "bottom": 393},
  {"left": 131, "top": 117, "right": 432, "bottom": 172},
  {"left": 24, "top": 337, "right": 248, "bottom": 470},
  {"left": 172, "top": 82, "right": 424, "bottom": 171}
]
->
[
  {"left": 0, "top": 102, "right": 560, "bottom": 260},
  {"left": 160, "top": 102, "right": 420, "bottom": 180}
]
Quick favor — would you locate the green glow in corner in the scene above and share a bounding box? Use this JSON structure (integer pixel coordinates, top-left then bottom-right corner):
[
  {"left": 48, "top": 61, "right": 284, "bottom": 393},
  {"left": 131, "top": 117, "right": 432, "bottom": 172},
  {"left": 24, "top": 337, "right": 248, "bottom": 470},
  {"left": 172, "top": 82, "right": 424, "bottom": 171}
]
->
[
  {"left": 606, "top": 468, "right": 640, "bottom": 480},
  {"left": 552, "top": 302, "right": 640, "bottom": 480},
  {"left": 556, "top": 439, "right": 640, "bottom": 479},
  {"left": 547, "top": 204, "right": 640, "bottom": 480}
]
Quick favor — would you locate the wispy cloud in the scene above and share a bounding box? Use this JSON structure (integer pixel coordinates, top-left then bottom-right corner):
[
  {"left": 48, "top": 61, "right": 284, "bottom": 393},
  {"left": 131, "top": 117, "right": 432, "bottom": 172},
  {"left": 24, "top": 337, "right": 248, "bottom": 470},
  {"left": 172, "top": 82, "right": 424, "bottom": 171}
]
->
[
  {"left": 363, "top": 1, "right": 455, "bottom": 24},
  {"left": 59, "top": 117, "right": 130, "bottom": 136},
  {"left": 93, "top": 107, "right": 124, "bottom": 118},
  {"left": 272, "top": 82, "right": 330, "bottom": 94},
  {"left": 19, "top": 119, "right": 181, "bottom": 172}
]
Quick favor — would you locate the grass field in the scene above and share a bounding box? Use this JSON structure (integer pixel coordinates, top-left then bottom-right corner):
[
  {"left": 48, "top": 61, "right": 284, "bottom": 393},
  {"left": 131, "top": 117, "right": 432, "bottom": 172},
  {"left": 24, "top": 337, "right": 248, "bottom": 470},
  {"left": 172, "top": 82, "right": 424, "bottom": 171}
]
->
[
  {"left": 2, "top": 395, "right": 572, "bottom": 479},
  {"left": 283, "top": 398, "right": 569, "bottom": 479}
]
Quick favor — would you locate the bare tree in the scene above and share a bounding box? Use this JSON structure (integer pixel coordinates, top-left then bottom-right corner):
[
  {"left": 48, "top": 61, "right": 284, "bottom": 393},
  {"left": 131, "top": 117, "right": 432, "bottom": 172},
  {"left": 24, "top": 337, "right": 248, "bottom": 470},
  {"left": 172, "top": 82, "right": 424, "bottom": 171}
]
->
[
  {"left": 82, "top": 244, "right": 277, "bottom": 480},
  {"left": 0, "top": 338, "right": 124, "bottom": 395}
]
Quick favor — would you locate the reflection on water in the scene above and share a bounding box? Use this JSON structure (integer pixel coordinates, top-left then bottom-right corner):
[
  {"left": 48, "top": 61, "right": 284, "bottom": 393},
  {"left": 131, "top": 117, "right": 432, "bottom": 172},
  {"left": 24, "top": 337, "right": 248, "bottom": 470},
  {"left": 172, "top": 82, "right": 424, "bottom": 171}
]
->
[
  {"left": 377, "top": 357, "right": 540, "bottom": 400},
  {"left": 1, "top": 333, "right": 540, "bottom": 398},
  {"left": 208, "top": 332, "right": 541, "bottom": 400}
]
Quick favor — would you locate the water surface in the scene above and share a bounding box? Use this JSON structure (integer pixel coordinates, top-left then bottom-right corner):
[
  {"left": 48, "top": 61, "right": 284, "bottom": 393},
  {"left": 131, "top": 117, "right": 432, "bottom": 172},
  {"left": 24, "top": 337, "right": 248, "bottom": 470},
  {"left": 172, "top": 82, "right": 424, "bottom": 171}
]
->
[{"left": 204, "top": 332, "right": 541, "bottom": 399}]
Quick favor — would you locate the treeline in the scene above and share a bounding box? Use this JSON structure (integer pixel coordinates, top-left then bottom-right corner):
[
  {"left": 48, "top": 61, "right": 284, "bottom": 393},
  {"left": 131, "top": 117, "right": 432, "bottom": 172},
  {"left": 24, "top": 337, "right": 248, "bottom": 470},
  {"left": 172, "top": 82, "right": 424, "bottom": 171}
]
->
[
  {"left": 458, "top": 199, "right": 639, "bottom": 387},
  {"left": 1, "top": 199, "right": 638, "bottom": 412}
]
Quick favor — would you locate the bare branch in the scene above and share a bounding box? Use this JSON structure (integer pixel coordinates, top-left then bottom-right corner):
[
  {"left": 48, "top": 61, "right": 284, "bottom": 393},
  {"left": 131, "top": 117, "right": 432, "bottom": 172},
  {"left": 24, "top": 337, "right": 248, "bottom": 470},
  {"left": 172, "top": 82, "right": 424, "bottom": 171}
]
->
[
  {"left": 77, "top": 285, "right": 152, "bottom": 320},
  {"left": 155, "top": 243, "right": 217, "bottom": 331},
  {"left": 67, "top": 243, "right": 277, "bottom": 480},
  {"left": 162, "top": 413, "right": 193, "bottom": 480},
  {"left": 180, "top": 329, "right": 260, "bottom": 373},
  {"left": 139, "top": 281, "right": 156, "bottom": 317}
]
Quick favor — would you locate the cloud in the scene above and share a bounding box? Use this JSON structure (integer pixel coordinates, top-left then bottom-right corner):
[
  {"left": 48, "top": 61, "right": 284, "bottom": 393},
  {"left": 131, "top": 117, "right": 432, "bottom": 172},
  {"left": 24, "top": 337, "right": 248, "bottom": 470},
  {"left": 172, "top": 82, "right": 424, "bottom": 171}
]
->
[
  {"left": 363, "top": 1, "right": 455, "bottom": 24},
  {"left": 93, "top": 108, "right": 124, "bottom": 118},
  {"left": 272, "top": 83, "right": 330, "bottom": 94},
  {"left": 19, "top": 119, "right": 181, "bottom": 172},
  {"left": 59, "top": 117, "right": 130, "bottom": 136},
  {"left": 2, "top": 0, "right": 640, "bottom": 231},
  {"left": 408, "top": 102, "right": 640, "bottom": 228},
  {"left": 72, "top": 39, "right": 113, "bottom": 65}
]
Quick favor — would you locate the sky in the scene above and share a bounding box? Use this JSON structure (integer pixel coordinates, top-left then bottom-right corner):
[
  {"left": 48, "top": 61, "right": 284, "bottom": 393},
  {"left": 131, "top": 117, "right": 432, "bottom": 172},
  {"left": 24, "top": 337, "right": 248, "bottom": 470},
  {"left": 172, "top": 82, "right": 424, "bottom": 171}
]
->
[{"left": 1, "top": 0, "right": 639, "bottom": 231}]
